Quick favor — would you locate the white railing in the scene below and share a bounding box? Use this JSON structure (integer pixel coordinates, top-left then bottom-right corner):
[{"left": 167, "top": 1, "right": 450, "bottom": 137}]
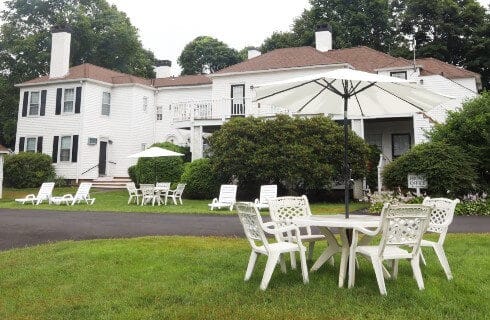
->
[
  {"left": 171, "top": 98, "right": 295, "bottom": 122},
  {"left": 377, "top": 153, "right": 391, "bottom": 192}
]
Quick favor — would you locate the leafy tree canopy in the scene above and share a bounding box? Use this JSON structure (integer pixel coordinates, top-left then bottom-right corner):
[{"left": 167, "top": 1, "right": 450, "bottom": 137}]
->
[{"left": 177, "top": 36, "right": 243, "bottom": 75}]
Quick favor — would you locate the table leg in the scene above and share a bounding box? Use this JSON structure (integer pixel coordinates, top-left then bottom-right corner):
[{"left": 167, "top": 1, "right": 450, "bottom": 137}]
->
[
  {"left": 310, "top": 227, "right": 340, "bottom": 271},
  {"left": 338, "top": 228, "right": 350, "bottom": 288}
]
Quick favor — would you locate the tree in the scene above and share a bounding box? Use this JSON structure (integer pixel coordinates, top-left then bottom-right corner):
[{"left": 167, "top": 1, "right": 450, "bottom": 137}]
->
[
  {"left": 209, "top": 115, "right": 369, "bottom": 199},
  {"left": 260, "top": 31, "right": 299, "bottom": 53},
  {"left": 395, "top": 0, "right": 490, "bottom": 88},
  {"left": 428, "top": 92, "right": 490, "bottom": 190},
  {"left": 177, "top": 36, "right": 242, "bottom": 75},
  {"left": 0, "top": 0, "right": 156, "bottom": 148},
  {"left": 290, "top": 0, "right": 396, "bottom": 52}
]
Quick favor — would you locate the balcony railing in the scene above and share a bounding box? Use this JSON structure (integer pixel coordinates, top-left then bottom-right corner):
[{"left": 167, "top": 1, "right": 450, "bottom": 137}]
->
[{"left": 171, "top": 98, "right": 293, "bottom": 122}]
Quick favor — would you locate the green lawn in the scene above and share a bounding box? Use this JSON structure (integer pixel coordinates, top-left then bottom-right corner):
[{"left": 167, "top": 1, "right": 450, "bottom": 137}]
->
[
  {"left": 0, "top": 187, "right": 368, "bottom": 215},
  {"left": 0, "top": 234, "right": 488, "bottom": 319}
]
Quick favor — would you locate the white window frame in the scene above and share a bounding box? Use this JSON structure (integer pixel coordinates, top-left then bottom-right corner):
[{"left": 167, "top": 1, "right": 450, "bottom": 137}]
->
[
  {"left": 28, "top": 91, "right": 40, "bottom": 116},
  {"left": 63, "top": 88, "right": 75, "bottom": 114},
  {"left": 390, "top": 71, "right": 407, "bottom": 80},
  {"left": 102, "top": 92, "right": 111, "bottom": 116},
  {"left": 25, "top": 137, "right": 37, "bottom": 153},
  {"left": 156, "top": 106, "right": 163, "bottom": 120},
  {"left": 143, "top": 96, "right": 148, "bottom": 112},
  {"left": 59, "top": 135, "right": 72, "bottom": 162}
]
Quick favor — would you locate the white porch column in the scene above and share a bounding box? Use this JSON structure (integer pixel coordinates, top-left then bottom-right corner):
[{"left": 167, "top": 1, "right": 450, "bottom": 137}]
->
[
  {"left": 190, "top": 126, "right": 204, "bottom": 161},
  {"left": 413, "top": 113, "right": 431, "bottom": 144},
  {"left": 351, "top": 119, "right": 364, "bottom": 199}
]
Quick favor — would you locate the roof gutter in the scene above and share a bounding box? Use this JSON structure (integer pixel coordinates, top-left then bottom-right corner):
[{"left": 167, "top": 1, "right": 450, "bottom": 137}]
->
[{"left": 209, "top": 63, "right": 352, "bottom": 78}]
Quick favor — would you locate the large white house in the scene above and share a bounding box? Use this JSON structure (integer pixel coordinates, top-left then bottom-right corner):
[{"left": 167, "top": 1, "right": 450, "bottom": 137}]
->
[{"left": 15, "top": 26, "right": 481, "bottom": 188}]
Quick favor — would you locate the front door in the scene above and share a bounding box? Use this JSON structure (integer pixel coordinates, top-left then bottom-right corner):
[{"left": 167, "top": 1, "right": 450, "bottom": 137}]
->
[{"left": 98, "top": 141, "right": 107, "bottom": 176}]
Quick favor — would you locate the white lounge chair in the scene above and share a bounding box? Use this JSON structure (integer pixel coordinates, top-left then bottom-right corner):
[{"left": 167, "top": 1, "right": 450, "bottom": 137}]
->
[
  {"left": 254, "top": 184, "right": 278, "bottom": 210},
  {"left": 126, "top": 182, "right": 141, "bottom": 205},
  {"left": 208, "top": 184, "right": 237, "bottom": 211},
  {"left": 15, "top": 182, "right": 55, "bottom": 205},
  {"left": 51, "top": 182, "right": 95, "bottom": 205},
  {"left": 421, "top": 197, "right": 460, "bottom": 280},
  {"left": 165, "top": 183, "right": 186, "bottom": 205},
  {"left": 348, "top": 203, "right": 432, "bottom": 295},
  {"left": 236, "top": 202, "right": 309, "bottom": 290}
]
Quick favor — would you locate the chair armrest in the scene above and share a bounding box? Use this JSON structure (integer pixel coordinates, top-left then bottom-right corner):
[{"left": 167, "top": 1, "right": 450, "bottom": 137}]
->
[
  {"left": 353, "top": 226, "right": 379, "bottom": 237},
  {"left": 25, "top": 194, "right": 36, "bottom": 199},
  {"left": 254, "top": 198, "right": 260, "bottom": 205},
  {"left": 263, "top": 223, "right": 303, "bottom": 243}
]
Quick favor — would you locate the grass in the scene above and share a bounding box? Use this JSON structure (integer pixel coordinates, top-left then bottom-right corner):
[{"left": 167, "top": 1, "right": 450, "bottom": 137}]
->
[
  {"left": 0, "top": 234, "right": 488, "bottom": 319},
  {"left": 0, "top": 187, "right": 368, "bottom": 215}
]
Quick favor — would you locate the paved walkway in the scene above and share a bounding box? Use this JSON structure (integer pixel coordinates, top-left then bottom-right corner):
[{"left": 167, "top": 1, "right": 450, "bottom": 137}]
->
[{"left": 0, "top": 209, "right": 488, "bottom": 251}]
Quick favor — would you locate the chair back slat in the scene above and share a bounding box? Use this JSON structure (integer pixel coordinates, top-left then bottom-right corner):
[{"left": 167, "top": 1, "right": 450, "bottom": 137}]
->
[
  {"left": 236, "top": 202, "right": 269, "bottom": 250},
  {"left": 156, "top": 182, "right": 171, "bottom": 190},
  {"left": 175, "top": 183, "right": 186, "bottom": 195},
  {"left": 269, "top": 195, "right": 311, "bottom": 223},
  {"left": 422, "top": 197, "right": 460, "bottom": 233},
  {"left": 259, "top": 185, "right": 277, "bottom": 204},
  {"left": 140, "top": 185, "right": 155, "bottom": 196},
  {"left": 218, "top": 185, "right": 237, "bottom": 203},
  {"left": 38, "top": 182, "right": 55, "bottom": 199},
  {"left": 126, "top": 182, "right": 138, "bottom": 194},
  {"left": 75, "top": 182, "right": 92, "bottom": 198}
]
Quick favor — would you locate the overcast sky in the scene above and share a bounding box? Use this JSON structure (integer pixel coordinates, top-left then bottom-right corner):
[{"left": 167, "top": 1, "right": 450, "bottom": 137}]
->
[{"left": 1, "top": 0, "right": 489, "bottom": 76}]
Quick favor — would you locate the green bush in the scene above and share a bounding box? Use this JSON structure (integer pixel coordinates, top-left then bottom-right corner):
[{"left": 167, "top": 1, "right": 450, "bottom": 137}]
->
[
  {"left": 151, "top": 142, "right": 191, "bottom": 163},
  {"left": 127, "top": 165, "right": 138, "bottom": 184},
  {"left": 455, "top": 199, "right": 490, "bottom": 216},
  {"left": 3, "top": 153, "right": 55, "bottom": 188},
  {"left": 382, "top": 142, "right": 477, "bottom": 197},
  {"left": 181, "top": 158, "right": 220, "bottom": 199}
]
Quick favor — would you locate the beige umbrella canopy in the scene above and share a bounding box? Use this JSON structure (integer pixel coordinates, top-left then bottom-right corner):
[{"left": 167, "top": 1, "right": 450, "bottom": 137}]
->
[{"left": 254, "top": 68, "right": 452, "bottom": 218}]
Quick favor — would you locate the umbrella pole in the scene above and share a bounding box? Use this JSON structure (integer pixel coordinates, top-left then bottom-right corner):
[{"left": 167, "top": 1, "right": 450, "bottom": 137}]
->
[{"left": 343, "top": 94, "right": 350, "bottom": 219}]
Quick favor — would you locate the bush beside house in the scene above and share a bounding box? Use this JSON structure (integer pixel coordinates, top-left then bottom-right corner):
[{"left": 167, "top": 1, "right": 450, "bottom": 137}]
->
[
  {"left": 181, "top": 158, "right": 219, "bottom": 199},
  {"left": 3, "top": 153, "right": 55, "bottom": 188}
]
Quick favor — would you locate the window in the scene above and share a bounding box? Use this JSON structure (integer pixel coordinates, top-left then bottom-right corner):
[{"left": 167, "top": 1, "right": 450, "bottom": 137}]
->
[
  {"left": 390, "top": 71, "right": 407, "bottom": 80},
  {"left": 102, "top": 92, "right": 111, "bottom": 115},
  {"left": 156, "top": 106, "right": 162, "bottom": 120},
  {"left": 392, "top": 134, "right": 411, "bottom": 158},
  {"left": 60, "top": 136, "right": 72, "bottom": 161},
  {"left": 63, "top": 88, "right": 75, "bottom": 113},
  {"left": 231, "top": 84, "right": 245, "bottom": 116},
  {"left": 29, "top": 91, "right": 40, "bottom": 116},
  {"left": 143, "top": 96, "right": 148, "bottom": 112},
  {"left": 25, "top": 137, "right": 37, "bottom": 152}
]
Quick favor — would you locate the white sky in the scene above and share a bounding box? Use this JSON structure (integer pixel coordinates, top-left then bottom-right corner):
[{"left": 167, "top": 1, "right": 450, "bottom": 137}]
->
[{"left": 0, "top": 0, "right": 489, "bottom": 76}]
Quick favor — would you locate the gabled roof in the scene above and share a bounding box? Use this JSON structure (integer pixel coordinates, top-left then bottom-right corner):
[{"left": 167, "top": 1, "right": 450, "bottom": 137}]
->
[
  {"left": 416, "top": 58, "right": 480, "bottom": 79},
  {"left": 154, "top": 75, "right": 211, "bottom": 88},
  {"left": 19, "top": 63, "right": 152, "bottom": 86},
  {"left": 323, "top": 46, "right": 412, "bottom": 72},
  {"left": 215, "top": 46, "right": 342, "bottom": 74}
]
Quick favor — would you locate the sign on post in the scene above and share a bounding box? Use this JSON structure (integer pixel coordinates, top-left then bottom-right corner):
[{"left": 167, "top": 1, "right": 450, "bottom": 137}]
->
[{"left": 407, "top": 174, "right": 427, "bottom": 197}]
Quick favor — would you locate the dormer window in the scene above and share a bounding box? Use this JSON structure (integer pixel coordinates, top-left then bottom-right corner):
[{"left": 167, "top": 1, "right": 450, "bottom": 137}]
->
[{"left": 390, "top": 71, "right": 407, "bottom": 80}]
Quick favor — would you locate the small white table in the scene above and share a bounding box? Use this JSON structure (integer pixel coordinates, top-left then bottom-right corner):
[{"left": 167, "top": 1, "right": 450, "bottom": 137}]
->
[{"left": 293, "top": 214, "right": 380, "bottom": 287}]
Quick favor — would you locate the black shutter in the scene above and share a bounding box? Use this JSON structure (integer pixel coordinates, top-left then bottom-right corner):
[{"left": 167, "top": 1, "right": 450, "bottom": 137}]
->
[
  {"left": 71, "top": 135, "right": 79, "bottom": 162},
  {"left": 75, "top": 87, "right": 82, "bottom": 113},
  {"left": 22, "top": 92, "right": 28, "bottom": 117},
  {"left": 37, "top": 136, "right": 43, "bottom": 153},
  {"left": 19, "top": 137, "right": 25, "bottom": 152},
  {"left": 52, "top": 136, "right": 59, "bottom": 163},
  {"left": 40, "top": 90, "right": 47, "bottom": 116},
  {"left": 55, "top": 88, "right": 62, "bottom": 115}
]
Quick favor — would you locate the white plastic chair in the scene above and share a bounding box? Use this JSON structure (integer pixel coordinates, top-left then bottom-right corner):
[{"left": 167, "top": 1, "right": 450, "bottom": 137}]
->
[
  {"left": 268, "top": 195, "right": 329, "bottom": 263},
  {"left": 236, "top": 202, "right": 309, "bottom": 290},
  {"left": 155, "top": 182, "right": 171, "bottom": 205},
  {"left": 421, "top": 197, "right": 460, "bottom": 280},
  {"left": 15, "top": 182, "right": 55, "bottom": 205},
  {"left": 126, "top": 182, "right": 141, "bottom": 205},
  {"left": 53, "top": 182, "right": 95, "bottom": 205},
  {"left": 165, "top": 183, "right": 186, "bottom": 205},
  {"left": 140, "top": 184, "right": 158, "bottom": 206},
  {"left": 208, "top": 184, "right": 237, "bottom": 211},
  {"left": 254, "top": 185, "right": 278, "bottom": 210},
  {"left": 348, "top": 203, "right": 432, "bottom": 295}
]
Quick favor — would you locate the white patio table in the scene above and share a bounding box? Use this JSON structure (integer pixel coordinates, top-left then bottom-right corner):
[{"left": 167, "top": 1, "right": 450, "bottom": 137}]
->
[{"left": 293, "top": 214, "right": 380, "bottom": 287}]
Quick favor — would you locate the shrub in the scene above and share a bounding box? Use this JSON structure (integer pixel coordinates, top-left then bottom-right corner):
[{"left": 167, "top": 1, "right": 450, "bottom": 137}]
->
[
  {"left": 428, "top": 92, "right": 490, "bottom": 191},
  {"left": 3, "top": 153, "right": 55, "bottom": 188},
  {"left": 382, "top": 142, "right": 477, "bottom": 197},
  {"left": 181, "top": 158, "right": 220, "bottom": 199},
  {"left": 151, "top": 142, "right": 191, "bottom": 163},
  {"left": 455, "top": 199, "right": 490, "bottom": 216},
  {"left": 127, "top": 165, "right": 138, "bottom": 184}
]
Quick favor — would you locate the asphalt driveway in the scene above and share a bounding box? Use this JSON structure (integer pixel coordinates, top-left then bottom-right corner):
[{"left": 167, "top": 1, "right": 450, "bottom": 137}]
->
[{"left": 0, "top": 209, "right": 488, "bottom": 251}]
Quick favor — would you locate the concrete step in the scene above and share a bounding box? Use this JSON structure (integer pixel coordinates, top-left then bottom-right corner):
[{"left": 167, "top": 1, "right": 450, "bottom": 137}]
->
[{"left": 91, "top": 177, "right": 132, "bottom": 189}]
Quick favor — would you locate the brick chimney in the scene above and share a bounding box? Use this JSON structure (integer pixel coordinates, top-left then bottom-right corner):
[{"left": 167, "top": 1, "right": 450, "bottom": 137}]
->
[{"left": 49, "top": 26, "right": 72, "bottom": 78}]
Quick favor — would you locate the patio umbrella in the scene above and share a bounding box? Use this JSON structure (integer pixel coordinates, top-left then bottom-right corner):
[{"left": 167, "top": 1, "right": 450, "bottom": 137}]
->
[
  {"left": 253, "top": 68, "right": 452, "bottom": 218},
  {"left": 128, "top": 147, "right": 184, "bottom": 183}
]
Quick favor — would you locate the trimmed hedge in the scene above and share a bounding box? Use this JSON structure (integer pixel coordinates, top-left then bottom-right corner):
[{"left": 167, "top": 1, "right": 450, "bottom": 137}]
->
[
  {"left": 181, "top": 158, "right": 220, "bottom": 199},
  {"left": 3, "top": 153, "right": 55, "bottom": 188},
  {"left": 382, "top": 142, "right": 477, "bottom": 197}
]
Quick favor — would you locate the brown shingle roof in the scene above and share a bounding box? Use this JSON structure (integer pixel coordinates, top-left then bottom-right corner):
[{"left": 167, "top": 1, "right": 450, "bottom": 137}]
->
[
  {"left": 153, "top": 75, "right": 211, "bottom": 88},
  {"left": 0, "top": 145, "right": 9, "bottom": 153},
  {"left": 20, "top": 63, "right": 152, "bottom": 86},
  {"left": 416, "top": 58, "right": 480, "bottom": 79},
  {"left": 323, "top": 46, "right": 412, "bottom": 72},
  {"left": 215, "top": 46, "right": 341, "bottom": 74}
]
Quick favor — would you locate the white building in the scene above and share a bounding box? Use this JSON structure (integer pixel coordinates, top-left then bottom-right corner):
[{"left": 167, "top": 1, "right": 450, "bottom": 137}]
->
[{"left": 15, "top": 26, "right": 481, "bottom": 186}]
